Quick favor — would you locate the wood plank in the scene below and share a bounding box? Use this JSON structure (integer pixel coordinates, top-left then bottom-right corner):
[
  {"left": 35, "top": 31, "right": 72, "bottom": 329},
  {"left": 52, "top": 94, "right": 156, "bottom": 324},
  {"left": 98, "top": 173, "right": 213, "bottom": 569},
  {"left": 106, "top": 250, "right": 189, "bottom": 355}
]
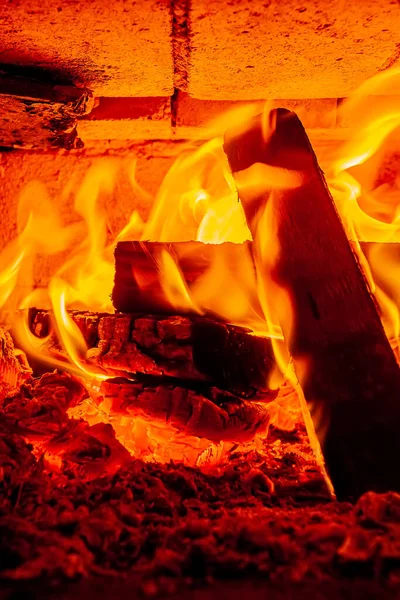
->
[{"left": 223, "top": 108, "right": 400, "bottom": 499}]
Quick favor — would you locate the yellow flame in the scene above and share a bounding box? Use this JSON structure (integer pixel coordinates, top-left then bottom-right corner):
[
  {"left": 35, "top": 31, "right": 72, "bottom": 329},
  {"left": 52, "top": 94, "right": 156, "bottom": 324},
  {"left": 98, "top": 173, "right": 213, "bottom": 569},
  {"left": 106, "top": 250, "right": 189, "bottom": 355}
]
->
[
  {"left": 142, "top": 137, "right": 251, "bottom": 243},
  {"left": 325, "top": 67, "right": 400, "bottom": 344},
  {"left": 48, "top": 278, "right": 107, "bottom": 381},
  {"left": 158, "top": 250, "right": 203, "bottom": 315}
]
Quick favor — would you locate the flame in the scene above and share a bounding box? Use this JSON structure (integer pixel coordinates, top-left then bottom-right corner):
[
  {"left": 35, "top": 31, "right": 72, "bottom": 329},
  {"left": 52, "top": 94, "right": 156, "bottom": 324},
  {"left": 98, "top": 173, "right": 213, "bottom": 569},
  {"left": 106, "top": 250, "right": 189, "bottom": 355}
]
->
[
  {"left": 49, "top": 278, "right": 108, "bottom": 381},
  {"left": 141, "top": 137, "right": 250, "bottom": 243},
  {"left": 158, "top": 250, "right": 203, "bottom": 315},
  {"left": 326, "top": 66, "right": 400, "bottom": 343},
  {"left": 0, "top": 161, "right": 143, "bottom": 381},
  {"left": 2, "top": 68, "right": 400, "bottom": 465}
]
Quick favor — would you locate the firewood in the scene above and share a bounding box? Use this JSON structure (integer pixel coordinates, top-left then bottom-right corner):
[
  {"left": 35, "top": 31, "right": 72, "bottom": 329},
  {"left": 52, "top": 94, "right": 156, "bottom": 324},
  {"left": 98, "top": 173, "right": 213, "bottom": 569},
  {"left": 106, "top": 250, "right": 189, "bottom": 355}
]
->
[
  {"left": 30, "top": 310, "right": 278, "bottom": 394},
  {"left": 224, "top": 108, "right": 400, "bottom": 499},
  {"left": 99, "top": 378, "right": 271, "bottom": 443},
  {"left": 0, "top": 74, "right": 94, "bottom": 149},
  {"left": 0, "top": 327, "right": 31, "bottom": 404},
  {"left": 112, "top": 240, "right": 256, "bottom": 314}
]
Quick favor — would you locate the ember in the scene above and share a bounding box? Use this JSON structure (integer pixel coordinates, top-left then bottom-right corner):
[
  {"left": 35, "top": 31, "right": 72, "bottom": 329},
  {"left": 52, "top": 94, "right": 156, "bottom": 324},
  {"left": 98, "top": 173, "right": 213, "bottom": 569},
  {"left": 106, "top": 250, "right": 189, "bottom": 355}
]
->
[{"left": 1, "top": 379, "right": 400, "bottom": 596}]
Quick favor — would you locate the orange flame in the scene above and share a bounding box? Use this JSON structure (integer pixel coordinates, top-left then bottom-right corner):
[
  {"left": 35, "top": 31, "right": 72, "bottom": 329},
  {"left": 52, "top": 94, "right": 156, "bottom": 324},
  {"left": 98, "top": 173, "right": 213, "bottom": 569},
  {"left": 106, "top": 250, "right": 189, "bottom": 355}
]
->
[
  {"left": 158, "top": 249, "right": 203, "bottom": 315},
  {"left": 326, "top": 67, "right": 400, "bottom": 343}
]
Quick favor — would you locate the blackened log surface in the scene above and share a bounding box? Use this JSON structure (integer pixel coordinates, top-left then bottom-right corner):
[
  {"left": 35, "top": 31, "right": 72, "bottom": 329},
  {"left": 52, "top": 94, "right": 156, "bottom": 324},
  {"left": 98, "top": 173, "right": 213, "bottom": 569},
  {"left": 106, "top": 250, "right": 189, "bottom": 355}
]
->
[
  {"left": 30, "top": 310, "right": 276, "bottom": 394},
  {"left": 224, "top": 108, "right": 400, "bottom": 500},
  {"left": 99, "top": 378, "right": 272, "bottom": 442},
  {"left": 112, "top": 241, "right": 257, "bottom": 314},
  {"left": 0, "top": 75, "right": 94, "bottom": 149}
]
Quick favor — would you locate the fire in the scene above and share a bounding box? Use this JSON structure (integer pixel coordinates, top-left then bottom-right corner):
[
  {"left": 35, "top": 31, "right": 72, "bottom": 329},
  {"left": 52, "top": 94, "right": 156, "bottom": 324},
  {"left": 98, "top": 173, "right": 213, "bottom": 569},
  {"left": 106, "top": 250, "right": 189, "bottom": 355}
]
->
[
  {"left": 327, "top": 67, "right": 400, "bottom": 341},
  {"left": 2, "top": 66, "right": 400, "bottom": 465},
  {"left": 142, "top": 137, "right": 251, "bottom": 244},
  {"left": 158, "top": 249, "right": 203, "bottom": 315},
  {"left": 0, "top": 163, "right": 144, "bottom": 381},
  {"left": 48, "top": 278, "right": 109, "bottom": 382}
]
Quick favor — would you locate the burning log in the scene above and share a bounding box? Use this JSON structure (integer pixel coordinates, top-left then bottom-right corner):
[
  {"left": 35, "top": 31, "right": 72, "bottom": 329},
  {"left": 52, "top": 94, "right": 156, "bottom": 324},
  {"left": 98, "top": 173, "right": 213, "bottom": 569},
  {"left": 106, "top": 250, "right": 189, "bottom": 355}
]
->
[
  {"left": 100, "top": 378, "right": 272, "bottom": 443},
  {"left": 0, "top": 327, "right": 31, "bottom": 404},
  {"left": 112, "top": 240, "right": 255, "bottom": 314},
  {"left": 30, "top": 310, "right": 278, "bottom": 394},
  {"left": 224, "top": 108, "right": 400, "bottom": 499}
]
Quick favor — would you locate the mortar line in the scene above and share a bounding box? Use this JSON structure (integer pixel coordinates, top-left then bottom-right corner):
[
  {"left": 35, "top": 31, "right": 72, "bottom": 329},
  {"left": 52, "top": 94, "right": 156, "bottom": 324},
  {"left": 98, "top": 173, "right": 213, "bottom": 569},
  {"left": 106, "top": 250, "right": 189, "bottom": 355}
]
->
[{"left": 170, "top": 0, "right": 190, "bottom": 127}]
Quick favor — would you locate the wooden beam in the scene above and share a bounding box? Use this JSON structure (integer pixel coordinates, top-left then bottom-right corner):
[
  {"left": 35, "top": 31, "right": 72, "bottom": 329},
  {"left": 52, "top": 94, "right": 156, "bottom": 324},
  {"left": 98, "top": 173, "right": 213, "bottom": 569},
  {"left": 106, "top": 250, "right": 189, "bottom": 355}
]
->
[{"left": 224, "top": 108, "right": 400, "bottom": 499}]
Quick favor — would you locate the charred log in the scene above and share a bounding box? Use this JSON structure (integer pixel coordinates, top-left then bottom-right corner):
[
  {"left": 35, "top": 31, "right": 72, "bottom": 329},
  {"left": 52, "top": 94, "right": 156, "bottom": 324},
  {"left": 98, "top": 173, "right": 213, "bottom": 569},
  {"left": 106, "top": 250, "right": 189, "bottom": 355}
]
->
[
  {"left": 100, "top": 378, "right": 272, "bottom": 443},
  {"left": 30, "top": 310, "right": 278, "bottom": 394},
  {"left": 224, "top": 108, "right": 400, "bottom": 499}
]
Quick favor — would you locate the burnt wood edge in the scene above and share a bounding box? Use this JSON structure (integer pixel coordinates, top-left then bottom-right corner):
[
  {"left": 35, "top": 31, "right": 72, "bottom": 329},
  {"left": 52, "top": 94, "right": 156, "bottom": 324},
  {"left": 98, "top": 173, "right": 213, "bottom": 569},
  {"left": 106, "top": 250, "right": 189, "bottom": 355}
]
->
[{"left": 28, "top": 309, "right": 278, "bottom": 395}]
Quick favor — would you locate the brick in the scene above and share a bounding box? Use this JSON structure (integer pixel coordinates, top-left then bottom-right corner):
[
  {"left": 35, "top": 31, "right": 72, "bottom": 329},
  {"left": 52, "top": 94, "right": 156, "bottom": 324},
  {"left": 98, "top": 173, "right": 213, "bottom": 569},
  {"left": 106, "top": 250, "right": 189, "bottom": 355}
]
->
[
  {"left": 175, "top": 92, "right": 337, "bottom": 132},
  {"left": 0, "top": 0, "right": 173, "bottom": 97},
  {"left": 188, "top": 0, "right": 400, "bottom": 100},
  {"left": 78, "top": 97, "right": 172, "bottom": 141}
]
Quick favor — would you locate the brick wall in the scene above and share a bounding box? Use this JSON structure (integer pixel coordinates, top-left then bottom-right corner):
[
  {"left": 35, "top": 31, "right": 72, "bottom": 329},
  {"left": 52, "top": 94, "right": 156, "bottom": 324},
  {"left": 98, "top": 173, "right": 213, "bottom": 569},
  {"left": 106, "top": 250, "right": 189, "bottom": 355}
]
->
[{"left": 1, "top": 0, "right": 399, "bottom": 142}]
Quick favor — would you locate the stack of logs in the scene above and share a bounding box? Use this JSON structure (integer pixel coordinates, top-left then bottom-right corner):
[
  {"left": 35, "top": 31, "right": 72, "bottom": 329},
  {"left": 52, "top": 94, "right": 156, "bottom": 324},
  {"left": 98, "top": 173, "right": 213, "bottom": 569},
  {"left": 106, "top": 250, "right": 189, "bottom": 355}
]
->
[{"left": 29, "top": 308, "right": 278, "bottom": 443}]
